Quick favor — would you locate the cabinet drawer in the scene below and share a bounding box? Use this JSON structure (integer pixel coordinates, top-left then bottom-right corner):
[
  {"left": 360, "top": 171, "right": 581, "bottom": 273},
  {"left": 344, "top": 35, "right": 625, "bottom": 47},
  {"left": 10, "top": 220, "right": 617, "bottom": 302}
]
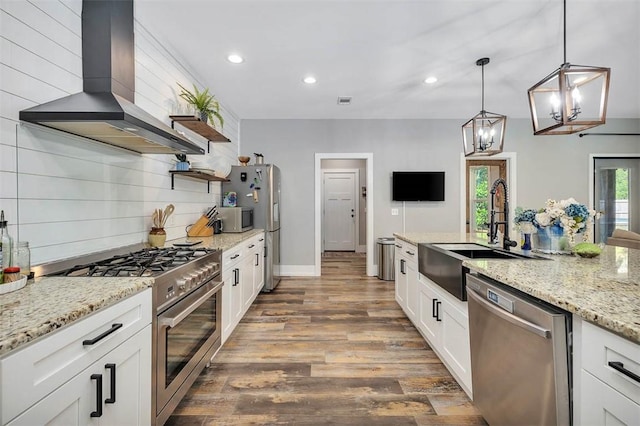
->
[
  {"left": 222, "top": 243, "right": 244, "bottom": 268},
  {"left": 402, "top": 242, "right": 417, "bottom": 261},
  {"left": 581, "top": 320, "right": 640, "bottom": 404},
  {"left": 0, "top": 289, "right": 152, "bottom": 424},
  {"left": 580, "top": 370, "right": 640, "bottom": 426}
]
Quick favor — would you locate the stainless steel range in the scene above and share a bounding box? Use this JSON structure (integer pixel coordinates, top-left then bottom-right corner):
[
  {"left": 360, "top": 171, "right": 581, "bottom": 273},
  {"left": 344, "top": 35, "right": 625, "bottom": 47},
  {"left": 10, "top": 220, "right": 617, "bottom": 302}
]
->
[{"left": 40, "top": 244, "right": 223, "bottom": 426}]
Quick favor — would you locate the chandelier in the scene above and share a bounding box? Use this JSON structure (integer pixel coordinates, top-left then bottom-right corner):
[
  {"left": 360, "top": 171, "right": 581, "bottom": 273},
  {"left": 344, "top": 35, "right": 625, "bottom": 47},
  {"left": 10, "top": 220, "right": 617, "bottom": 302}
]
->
[
  {"left": 527, "top": 0, "right": 611, "bottom": 135},
  {"left": 462, "top": 58, "right": 507, "bottom": 157}
]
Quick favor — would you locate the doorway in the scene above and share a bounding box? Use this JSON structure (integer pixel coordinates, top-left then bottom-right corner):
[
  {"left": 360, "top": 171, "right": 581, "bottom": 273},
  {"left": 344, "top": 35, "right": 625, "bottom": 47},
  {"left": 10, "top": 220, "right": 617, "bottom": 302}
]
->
[
  {"left": 460, "top": 152, "right": 517, "bottom": 236},
  {"left": 322, "top": 169, "right": 359, "bottom": 252},
  {"left": 591, "top": 156, "right": 640, "bottom": 243},
  {"left": 466, "top": 160, "right": 507, "bottom": 234},
  {"left": 315, "top": 153, "right": 374, "bottom": 277}
]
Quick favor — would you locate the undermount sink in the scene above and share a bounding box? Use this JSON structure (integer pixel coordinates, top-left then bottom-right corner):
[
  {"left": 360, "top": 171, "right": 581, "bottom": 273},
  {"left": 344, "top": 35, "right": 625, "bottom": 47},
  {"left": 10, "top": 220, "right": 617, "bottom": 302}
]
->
[{"left": 418, "top": 243, "right": 548, "bottom": 301}]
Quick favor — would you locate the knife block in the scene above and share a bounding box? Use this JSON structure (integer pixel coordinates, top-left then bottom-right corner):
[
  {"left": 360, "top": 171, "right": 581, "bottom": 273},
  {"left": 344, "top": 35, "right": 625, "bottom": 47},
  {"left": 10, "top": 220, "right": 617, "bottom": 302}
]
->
[{"left": 187, "top": 215, "right": 214, "bottom": 237}]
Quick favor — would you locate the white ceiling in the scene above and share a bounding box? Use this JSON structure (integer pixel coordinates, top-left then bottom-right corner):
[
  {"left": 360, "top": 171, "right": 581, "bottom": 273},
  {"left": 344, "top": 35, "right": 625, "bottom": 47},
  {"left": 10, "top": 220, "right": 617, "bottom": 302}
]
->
[{"left": 136, "top": 0, "right": 640, "bottom": 120}]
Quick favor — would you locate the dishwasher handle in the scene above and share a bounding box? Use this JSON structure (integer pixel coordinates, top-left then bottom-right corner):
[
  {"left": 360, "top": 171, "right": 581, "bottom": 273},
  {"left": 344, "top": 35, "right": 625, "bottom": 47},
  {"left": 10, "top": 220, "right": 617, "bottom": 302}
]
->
[{"left": 467, "top": 287, "right": 551, "bottom": 339}]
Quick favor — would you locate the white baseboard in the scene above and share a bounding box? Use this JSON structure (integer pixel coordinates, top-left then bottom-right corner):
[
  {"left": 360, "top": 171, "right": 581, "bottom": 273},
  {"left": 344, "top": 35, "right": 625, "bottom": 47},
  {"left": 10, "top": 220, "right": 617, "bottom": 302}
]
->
[{"left": 279, "top": 265, "right": 317, "bottom": 277}]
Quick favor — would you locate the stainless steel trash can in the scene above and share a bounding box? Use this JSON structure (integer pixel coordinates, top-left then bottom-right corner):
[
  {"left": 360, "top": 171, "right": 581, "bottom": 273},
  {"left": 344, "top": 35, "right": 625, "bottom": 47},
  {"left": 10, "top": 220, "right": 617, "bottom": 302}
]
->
[{"left": 377, "top": 237, "right": 395, "bottom": 280}]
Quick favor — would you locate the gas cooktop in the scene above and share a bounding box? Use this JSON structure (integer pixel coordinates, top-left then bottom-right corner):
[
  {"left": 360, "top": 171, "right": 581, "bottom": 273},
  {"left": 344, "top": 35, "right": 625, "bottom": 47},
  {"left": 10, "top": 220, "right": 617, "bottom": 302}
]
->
[{"left": 53, "top": 246, "right": 216, "bottom": 278}]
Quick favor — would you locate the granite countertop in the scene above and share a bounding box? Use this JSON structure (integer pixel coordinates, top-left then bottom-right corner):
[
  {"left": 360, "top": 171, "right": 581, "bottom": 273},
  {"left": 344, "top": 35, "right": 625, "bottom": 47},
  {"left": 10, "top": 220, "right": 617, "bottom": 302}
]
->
[
  {"left": 168, "top": 228, "right": 264, "bottom": 251},
  {"left": 394, "top": 232, "right": 640, "bottom": 344},
  {"left": 0, "top": 277, "right": 153, "bottom": 356},
  {"left": 0, "top": 230, "right": 265, "bottom": 357}
]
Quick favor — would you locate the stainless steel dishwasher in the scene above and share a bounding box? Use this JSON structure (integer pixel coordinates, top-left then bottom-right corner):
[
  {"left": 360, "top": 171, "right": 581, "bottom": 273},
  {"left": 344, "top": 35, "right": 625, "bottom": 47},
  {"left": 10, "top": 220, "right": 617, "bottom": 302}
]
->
[{"left": 466, "top": 273, "right": 572, "bottom": 426}]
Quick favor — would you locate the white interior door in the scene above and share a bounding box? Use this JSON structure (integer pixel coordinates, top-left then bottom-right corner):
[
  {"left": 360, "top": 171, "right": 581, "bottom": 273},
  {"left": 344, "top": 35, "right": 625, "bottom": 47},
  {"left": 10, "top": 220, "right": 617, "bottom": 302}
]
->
[{"left": 323, "top": 171, "right": 357, "bottom": 251}]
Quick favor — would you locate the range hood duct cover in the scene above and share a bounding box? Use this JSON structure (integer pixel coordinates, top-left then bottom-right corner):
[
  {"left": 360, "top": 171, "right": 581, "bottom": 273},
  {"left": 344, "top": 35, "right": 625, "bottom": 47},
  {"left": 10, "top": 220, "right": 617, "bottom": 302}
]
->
[{"left": 19, "top": 0, "right": 204, "bottom": 155}]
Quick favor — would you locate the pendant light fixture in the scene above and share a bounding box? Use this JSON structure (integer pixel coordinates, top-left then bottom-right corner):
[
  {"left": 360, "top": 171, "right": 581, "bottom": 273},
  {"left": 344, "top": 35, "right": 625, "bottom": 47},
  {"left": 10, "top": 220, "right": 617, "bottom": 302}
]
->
[
  {"left": 527, "top": 0, "right": 610, "bottom": 135},
  {"left": 462, "top": 57, "right": 507, "bottom": 157}
]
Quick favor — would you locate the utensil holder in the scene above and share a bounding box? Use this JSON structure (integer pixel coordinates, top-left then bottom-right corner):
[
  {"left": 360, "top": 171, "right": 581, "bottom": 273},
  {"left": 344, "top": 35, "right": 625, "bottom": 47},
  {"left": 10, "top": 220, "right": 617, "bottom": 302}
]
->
[
  {"left": 187, "top": 215, "right": 213, "bottom": 237},
  {"left": 148, "top": 227, "right": 167, "bottom": 247}
]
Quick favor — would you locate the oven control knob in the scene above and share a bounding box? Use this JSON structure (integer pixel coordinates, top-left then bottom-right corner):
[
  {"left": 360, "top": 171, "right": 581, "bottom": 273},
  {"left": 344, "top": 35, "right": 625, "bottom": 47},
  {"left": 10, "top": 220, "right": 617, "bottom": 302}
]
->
[
  {"left": 201, "top": 266, "right": 211, "bottom": 278},
  {"left": 184, "top": 275, "right": 194, "bottom": 287},
  {"left": 190, "top": 272, "right": 201, "bottom": 283},
  {"left": 177, "top": 278, "right": 187, "bottom": 291}
]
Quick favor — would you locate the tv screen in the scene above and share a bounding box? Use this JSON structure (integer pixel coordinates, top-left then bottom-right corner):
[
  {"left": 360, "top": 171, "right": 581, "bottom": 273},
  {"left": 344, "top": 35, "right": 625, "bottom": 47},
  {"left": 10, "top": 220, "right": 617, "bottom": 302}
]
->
[{"left": 392, "top": 171, "right": 445, "bottom": 201}]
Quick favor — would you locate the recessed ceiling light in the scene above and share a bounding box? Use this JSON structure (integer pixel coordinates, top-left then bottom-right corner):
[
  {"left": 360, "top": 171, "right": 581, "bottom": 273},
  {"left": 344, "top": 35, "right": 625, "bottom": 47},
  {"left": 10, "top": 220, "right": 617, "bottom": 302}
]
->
[
  {"left": 337, "top": 96, "right": 352, "bottom": 105},
  {"left": 227, "top": 54, "right": 244, "bottom": 64},
  {"left": 424, "top": 76, "right": 438, "bottom": 84},
  {"left": 303, "top": 76, "right": 317, "bottom": 84}
]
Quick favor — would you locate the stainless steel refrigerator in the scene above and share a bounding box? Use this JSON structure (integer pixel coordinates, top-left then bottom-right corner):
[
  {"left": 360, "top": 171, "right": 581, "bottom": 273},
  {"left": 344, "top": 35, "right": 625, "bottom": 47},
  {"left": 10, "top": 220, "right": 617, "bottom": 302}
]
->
[{"left": 223, "top": 164, "right": 281, "bottom": 291}]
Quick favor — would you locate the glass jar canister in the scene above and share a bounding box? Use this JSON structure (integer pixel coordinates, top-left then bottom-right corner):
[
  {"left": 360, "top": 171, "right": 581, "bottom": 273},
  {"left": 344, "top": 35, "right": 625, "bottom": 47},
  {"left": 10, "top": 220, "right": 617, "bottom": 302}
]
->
[{"left": 11, "top": 241, "right": 31, "bottom": 277}]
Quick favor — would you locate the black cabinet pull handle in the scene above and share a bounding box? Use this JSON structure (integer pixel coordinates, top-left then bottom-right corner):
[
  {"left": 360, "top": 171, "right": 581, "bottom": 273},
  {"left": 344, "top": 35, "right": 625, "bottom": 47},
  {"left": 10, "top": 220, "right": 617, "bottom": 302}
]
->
[
  {"left": 400, "top": 259, "right": 406, "bottom": 274},
  {"left": 105, "top": 363, "right": 116, "bottom": 404},
  {"left": 608, "top": 361, "right": 640, "bottom": 383},
  {"left": 90, "top": 374, "right": 103, "bottom": 417},
  {"left": 83, "top": 323, "right": 123, "bottom": 346},
  {"left": 435, "top": 301, "right": 442, "bottom": 322},
  {"left": 255, "top": 253, "right": 259, "bottom": 267},
  {"left": 432, "top": 299, "right": 438, "bottom": 319},
  {"left": 259, "top": 238, "right": 264, "bottom": 242},
  {"left": 248, "top": 244, "right": 255, "bottom": 249},
  {"left": 395, "top": 244, "right": 402, "bottom": 248},
  {"left": 231, "top": 254, "right": 240, "bottom": 259},
  {"left": 233, "top": 268, "right": 239, "bottom": 286}
]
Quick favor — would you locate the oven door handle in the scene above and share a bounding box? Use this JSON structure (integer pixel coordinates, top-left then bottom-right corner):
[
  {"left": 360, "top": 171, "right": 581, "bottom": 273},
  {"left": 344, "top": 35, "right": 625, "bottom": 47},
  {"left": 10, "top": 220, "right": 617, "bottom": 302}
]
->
[{"left": 160, "top": 282, "right": 223, "bottom": 329}]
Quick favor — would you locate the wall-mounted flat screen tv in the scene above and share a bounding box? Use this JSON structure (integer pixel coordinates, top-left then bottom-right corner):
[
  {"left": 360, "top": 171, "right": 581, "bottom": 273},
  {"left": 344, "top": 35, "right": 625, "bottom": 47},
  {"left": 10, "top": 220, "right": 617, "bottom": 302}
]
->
[{"left": 392, "top": 171, "right": 445, "bottom": 201}]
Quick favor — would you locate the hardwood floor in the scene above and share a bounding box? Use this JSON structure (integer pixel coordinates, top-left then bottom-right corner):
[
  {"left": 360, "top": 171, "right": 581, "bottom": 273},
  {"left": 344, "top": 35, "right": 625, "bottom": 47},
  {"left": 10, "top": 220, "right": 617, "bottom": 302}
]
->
[{"left": 167, "top": 254, "right": 485, "bottom": 425}]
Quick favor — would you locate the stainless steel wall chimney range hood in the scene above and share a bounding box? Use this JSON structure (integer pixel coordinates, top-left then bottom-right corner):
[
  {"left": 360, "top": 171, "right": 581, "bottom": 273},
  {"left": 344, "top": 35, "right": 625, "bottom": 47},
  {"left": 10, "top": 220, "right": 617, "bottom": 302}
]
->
[{"left": 19, "top": 0, "right": 204, "bottom": 155}]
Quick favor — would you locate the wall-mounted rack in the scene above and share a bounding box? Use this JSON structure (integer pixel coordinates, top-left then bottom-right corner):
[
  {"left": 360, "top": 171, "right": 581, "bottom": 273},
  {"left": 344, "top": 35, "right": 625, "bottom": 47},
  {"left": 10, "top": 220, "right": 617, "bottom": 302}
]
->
[
  {"left": 169, "top": 170, "right": 228, "bottom": 193},
  {"left": 169, "top": 115, "right": 231, "bottom": 153}
]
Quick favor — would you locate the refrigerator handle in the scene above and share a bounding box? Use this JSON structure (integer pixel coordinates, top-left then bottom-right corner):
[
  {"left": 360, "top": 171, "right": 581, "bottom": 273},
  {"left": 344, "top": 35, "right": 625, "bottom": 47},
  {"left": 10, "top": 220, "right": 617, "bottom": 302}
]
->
[{"left": 264, "top": 244, "right": 267, "bottom": 258}]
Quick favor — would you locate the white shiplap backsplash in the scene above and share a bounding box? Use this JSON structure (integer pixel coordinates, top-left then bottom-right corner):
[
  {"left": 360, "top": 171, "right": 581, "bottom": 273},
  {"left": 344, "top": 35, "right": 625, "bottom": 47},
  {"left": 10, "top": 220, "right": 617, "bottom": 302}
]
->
[{"left": 0, "top": 0, "right": 239, "bottom": 265}]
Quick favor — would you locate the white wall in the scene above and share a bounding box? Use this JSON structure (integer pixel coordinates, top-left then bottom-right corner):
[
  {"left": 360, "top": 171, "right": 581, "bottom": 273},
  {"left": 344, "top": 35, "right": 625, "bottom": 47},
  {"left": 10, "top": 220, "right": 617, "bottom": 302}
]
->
[
  {"left": 0, "top": 0, "right": 239, "bottom": 264},
  {"left": 240, "top": 118, "right": 640, "bottom": 269}
]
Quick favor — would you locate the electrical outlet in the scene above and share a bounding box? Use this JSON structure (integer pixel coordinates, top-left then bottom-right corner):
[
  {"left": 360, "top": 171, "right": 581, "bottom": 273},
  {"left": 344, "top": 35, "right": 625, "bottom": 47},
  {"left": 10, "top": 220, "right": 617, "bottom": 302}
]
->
[{"left": 391, "top": 208, "right": 399, "bottom": 216}]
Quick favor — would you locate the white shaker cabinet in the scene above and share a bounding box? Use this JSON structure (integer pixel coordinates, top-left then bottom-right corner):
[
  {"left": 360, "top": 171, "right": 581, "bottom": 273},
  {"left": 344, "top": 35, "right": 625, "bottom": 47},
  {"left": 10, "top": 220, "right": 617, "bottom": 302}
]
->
[
  {"left": 394, "top": 240, "right": 418, "bottom": 322},
  {"left": 7, "top": 325, "right": 151, "bottom": 426},
  {"left": 417, "top": 274, "right": 472, "bottom": 397},
  {"left": 222, "top": 242, "right": 245, "bottom": 343},
  {"left": 221, "top": 233, "right": 265, "bottom": 344},
  {"left": 1, "top": 289, "right": 152, "bottom": 426},
  {"left": 573, "top": 316, "right": 640, "bottom": 425}
]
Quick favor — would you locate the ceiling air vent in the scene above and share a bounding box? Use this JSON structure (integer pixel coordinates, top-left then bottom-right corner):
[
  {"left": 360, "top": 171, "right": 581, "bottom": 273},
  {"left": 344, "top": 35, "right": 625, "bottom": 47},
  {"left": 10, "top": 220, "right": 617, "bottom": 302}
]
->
[{"left": 337, "top": 96, "right": 352, "bottom": 105}]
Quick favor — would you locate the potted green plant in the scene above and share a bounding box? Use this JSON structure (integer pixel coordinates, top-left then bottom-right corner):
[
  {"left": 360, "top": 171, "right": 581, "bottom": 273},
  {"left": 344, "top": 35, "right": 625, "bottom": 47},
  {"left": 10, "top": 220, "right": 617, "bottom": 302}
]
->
[
  {"left": 175, "top": 153, "right": 189, "bottom": 171},
  {"left": 177, "top": 83, "right": 224, "bottom": 130}
]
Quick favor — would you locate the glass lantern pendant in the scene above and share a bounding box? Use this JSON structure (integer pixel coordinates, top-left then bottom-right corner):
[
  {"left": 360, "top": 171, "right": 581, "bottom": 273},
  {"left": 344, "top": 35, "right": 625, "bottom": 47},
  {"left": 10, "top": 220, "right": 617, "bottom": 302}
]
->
[
  {"left": 462, "top": 58, "right": 507, "bottom": 157},
  {"left": 527, "top": 0, "right": 610, "bottom": 135}
]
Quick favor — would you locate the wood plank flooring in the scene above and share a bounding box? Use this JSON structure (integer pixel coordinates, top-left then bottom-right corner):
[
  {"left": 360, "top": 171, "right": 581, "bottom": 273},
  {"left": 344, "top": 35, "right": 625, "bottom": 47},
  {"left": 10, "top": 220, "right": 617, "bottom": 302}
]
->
[{"left": 167, "top": 254, "right": 485, "bottom": 425}]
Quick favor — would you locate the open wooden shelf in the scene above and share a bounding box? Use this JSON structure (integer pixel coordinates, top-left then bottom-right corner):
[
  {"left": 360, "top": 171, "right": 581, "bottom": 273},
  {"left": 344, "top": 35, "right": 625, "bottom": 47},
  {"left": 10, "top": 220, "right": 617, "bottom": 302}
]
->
[
  {"left": 169, "top": 170, "right": 229, "bottom": 193},
  {"left": 169, "top": 115, "right": 231, "bottom": 151}
]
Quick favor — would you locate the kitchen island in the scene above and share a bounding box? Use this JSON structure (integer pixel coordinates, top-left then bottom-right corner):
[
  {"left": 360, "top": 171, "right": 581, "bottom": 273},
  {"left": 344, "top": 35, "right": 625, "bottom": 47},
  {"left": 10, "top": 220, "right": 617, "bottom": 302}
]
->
[
  {"left": 395, "top": 232, "right": 640, "bottom": 424},
  {"left": 394, "top": 232, "right": 640, "bottom": 343}
]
